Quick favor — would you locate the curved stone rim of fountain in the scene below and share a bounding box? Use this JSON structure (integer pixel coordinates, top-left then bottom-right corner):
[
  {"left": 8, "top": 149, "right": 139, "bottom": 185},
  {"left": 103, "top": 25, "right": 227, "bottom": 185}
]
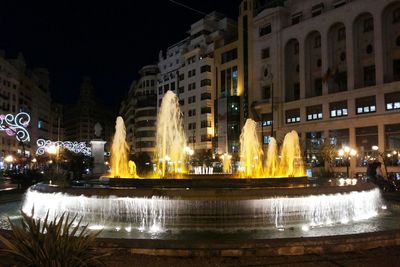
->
[
  {"left": 93, "top": 227, "right": 400, "bottom": 257},
  {"left": 30, "top": 178, "right": 376, "bottom": 200}
]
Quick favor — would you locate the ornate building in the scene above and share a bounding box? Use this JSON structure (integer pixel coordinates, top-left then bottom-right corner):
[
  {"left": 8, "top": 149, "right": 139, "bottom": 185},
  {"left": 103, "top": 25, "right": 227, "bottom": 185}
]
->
[
  {"left": 251, "top": 0, "right": 400, "bottom": 176},
  {"left": 63, "top": 77, "right": 113, "bottom": 147}
]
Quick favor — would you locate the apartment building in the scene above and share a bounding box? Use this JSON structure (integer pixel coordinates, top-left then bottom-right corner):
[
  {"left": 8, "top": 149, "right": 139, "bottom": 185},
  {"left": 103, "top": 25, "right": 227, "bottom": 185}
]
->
[
  {"left": 0, "top": 52, "right": 60, "bottom": 165},
  {"left": 120, "top": 65, "right": 158, "bottom": 156},
  {"left": 251, "top": 0, "right": 400, "bottom": 176},
  {"left": 157, "top": 12, "right": 237, "bottom": 154}
]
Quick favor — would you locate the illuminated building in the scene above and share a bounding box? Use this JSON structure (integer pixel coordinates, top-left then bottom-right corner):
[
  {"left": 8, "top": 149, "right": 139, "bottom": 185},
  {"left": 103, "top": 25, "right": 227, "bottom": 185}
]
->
[
  {"left": 120, "top": 65, "right": 159, "bottom": 156},
  {"left": 157, "top": 12, "right": 237, "bottom": 155},
  {"left": 251, "top": 0, "right": 400, "bottom": 176},
  {"left": 0, "top": 52, "right": 60, "bottom": 162}
]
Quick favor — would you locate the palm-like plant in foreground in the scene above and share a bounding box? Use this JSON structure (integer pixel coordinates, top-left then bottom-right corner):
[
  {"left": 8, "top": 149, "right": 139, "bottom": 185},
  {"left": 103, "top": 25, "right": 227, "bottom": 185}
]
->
[{"left": 0, "top": 211, "right": 107, "bottom": 267}]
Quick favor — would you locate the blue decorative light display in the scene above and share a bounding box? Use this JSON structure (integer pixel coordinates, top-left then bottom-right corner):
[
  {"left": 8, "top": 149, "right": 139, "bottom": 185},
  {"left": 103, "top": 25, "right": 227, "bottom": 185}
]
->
[
  {"left": 0, "top": 112, "right": 30, "bottom": 142},
  {"left": 36, "top": 139, "right": 91, "bottom": 156}
]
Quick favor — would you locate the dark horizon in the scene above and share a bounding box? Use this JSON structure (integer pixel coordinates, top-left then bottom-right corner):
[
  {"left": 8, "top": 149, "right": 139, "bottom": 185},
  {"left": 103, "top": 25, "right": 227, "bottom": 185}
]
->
[{"left": 0, "top": 0, "right": 242, "bottom": 109}]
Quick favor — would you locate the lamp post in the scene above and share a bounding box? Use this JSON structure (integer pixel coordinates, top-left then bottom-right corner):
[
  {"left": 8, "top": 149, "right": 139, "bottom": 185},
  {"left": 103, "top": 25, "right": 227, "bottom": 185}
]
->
[
  {"left": 338, "top": 146, "right": 357, "bottom": 178},
  {"left": 371, "top": 146, "right": 397, "bottom": 179}
]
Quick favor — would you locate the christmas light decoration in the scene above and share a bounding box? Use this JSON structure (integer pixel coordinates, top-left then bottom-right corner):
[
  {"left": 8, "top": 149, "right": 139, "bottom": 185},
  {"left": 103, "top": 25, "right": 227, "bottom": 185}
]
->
[
  {"left": 36, "top": 139, "right": 91, "bottom": 156},
  {"left": 0, "top": 112, "right": 30, "bottom": 142}
]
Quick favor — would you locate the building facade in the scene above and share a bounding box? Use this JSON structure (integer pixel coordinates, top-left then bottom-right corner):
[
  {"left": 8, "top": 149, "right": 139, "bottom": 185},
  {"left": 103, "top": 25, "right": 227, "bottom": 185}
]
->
[
  {"left": 157, "top": 12, "right": 237, "bottom": 155},
  {"left": 251, "top": 0, "right": 400, "bottom": 176},
  {"left": 64, "top": 77, "right": 114, "bottom": 147},
  {"left": 0, "top": 52, "right": 60, "bottom": 166},
  {"left": 120, "top": 65, "right": 158, "bottom": 156}
]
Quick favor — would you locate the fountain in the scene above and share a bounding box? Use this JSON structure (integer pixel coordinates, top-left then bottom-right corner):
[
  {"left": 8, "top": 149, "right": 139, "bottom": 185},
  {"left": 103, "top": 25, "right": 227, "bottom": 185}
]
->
[
  {"left": 8, "top": 90, "right": 394, "bottom": 254},
  {"left": 110, "top": 117, "right": 137, "bottom": 178},
  {"left": 155, "top": 91, "right": 187, "bottom": 177},
  {"left": 221, "top": 153, "right": 232, "bottom": 174},
  {"left": 239, "top": 118, "right": 305, "bottom": 178},
  {"left": 239, "top": 119, "right": 264, "bottom": 177}
]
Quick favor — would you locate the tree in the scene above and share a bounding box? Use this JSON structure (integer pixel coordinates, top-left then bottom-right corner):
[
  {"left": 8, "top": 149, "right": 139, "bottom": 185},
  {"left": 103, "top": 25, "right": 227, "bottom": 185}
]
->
[
  {"left": 320, "top": 138, "right": 337, "bottom": 172},
  {"left": 59, "top": 150, "right": 93, "bottom": 180}
]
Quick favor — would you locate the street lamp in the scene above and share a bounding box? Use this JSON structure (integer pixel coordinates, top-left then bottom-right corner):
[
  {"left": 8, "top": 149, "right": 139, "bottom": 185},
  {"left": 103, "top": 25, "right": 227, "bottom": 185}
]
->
[
  {"left": 371, "top": 145, "right": 391, "bottom": 179},
  {"left": 338, "top": 146, "right": 357, "bottom": 178},
  {"left": 4, "top": 154, "right": 14, "bottom": 170}
]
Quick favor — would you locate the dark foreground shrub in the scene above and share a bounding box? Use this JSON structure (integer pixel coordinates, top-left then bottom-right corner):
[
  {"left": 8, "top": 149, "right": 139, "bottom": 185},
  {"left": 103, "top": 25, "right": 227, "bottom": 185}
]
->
[{"left": 0, "top": 211, "right": 107, "bottom": 267}]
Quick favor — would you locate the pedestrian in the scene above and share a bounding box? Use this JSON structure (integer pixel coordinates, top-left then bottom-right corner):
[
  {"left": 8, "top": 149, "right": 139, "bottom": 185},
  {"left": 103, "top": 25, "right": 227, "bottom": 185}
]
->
[{"left": 366, "top": 161, "right": 379, "bottom": 183}]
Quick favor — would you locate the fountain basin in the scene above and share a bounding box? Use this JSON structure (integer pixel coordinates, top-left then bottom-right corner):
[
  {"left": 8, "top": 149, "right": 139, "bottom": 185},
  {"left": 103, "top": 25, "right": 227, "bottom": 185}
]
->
[{"left": 22, "top": 179, "right": 384, "bottom": 235}]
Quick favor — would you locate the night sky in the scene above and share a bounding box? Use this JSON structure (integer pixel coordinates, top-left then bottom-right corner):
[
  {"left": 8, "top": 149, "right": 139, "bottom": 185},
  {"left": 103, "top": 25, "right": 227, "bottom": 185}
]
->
[{"left": 0, "top": 0, "right": 242, "bottom": 109}]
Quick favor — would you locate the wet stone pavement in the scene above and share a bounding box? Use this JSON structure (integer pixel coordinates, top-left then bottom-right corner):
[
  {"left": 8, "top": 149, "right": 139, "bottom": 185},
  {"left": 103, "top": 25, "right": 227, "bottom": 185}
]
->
[{"left": 99, "top": 245, "right": 400, "bottom": 267}]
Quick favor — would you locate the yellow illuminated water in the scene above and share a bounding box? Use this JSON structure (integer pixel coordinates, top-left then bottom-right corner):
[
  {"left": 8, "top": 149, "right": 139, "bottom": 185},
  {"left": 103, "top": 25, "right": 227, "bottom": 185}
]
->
[
  {"left": 239, "top": 119, "right": 305, "bottom": 178},
  {"left": 240, "top": 119, "right": 264, "bottom": 177},
  {"left": 277, "top": 130, "right": 304, "bottom": 177},
  {"left": 155, "top": 91, "right": 187, "bottom": 177},
  {"left": 110, "top": 117, "right": 138, "bottom": 178},
  {"left": 109, "top": 101, "right": 303, "bottom": 179},
  {"left": 221, "top": 153, "right": 232, "bottom": 174}
]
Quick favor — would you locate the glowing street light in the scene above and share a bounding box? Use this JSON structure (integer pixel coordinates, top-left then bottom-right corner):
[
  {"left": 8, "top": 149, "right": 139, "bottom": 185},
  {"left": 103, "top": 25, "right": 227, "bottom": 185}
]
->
[
  {"left": 46, "top": 144, "right": 57, "bottom": 155},
  {"left": 4, "top": 155, "right": 14, "bottom": 163}
]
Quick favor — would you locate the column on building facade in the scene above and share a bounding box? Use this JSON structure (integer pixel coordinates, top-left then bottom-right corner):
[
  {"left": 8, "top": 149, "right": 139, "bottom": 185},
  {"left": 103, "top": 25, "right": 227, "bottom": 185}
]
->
[
  {"left": 320, "top": 29, "right": 329, "bottom": 95},
  {"left": 345, "top": 20, "right": 355, "bottom": 91},
  {"left": 299, "top": 36, "right": 306, "bottom": 100},
  {"left": 373, "top": 10, "right": 384, "bottom": 85}
]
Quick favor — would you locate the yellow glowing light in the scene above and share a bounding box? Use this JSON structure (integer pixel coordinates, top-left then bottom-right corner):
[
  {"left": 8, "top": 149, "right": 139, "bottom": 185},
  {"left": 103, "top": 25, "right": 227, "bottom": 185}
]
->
[
  {"left": 371, "top": 145, "right": 379, "bottom": 151},
  {"left": 47, "top": 144, "right": 57, "bottom": 155},
  {"left": 31, "top": 158, "right": 37, "bottom": 163},
  {"left": 344, "top": 146, "right": 350, "bottom": 153},
  {"left": 4, "top": 155, "right": 14, "bottom": 163},
  {"left": 338, "top": 149, "right": 344, "bottom": 157},
  {"left": 350, "top": 149, "right": 357, "bottom": 157}
]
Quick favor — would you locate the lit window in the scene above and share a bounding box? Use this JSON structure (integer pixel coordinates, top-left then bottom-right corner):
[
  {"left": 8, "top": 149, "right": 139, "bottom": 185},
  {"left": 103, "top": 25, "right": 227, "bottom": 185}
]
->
[
  {"left": 355, "top": 96, "right": 376, "bottom": 114},
  {"left": 306, "top": 105, "right": 323, "bottom": 121},
  {"left": 286, "top": 109, "right": 300, "bottom": 124},
  {"left": 385, "top": 92, "right": 400, "bottom": 110}
]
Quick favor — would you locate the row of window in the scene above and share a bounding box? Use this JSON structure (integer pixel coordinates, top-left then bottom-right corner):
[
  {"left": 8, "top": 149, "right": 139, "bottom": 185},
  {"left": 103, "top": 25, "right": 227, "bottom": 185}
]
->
[
  {"left": 304, "top": 123, "right": 400, "bottom": 167},
  {"left": 187, "top": 120, "right": 212, "bottom": 130},
  {"left": 185, "top": 106, "right": 212, "bottom": 117},
  {"left": 285, "top": 92, "right": 400, "bottom": 124},
  {"left": 158, "top": 82, "right": 176, "bottom": 95},
  {"left": 161, "top": 79, "right": 211, "bottom": 95},
  {"left": 178, "top": 65, "right": 212, "bottom": 81},
  {"left": 1, "top": 79, "right": 17, "bottom": 89},
  {"left": 178, "top": 93, "right": 211, "bottom": 106},
  {"left": 188, "top": 134, "right": 212, "bottom": 143},
  {"left": 283, "top": 59, "right": 400, "bottom": 102},
  {"left": 220, "top": 66, "right": 238, "bottom": 96},
  {"left": 201, "top": 134, "right": 212, "bottom": 142},
  {"left": 221, "top": 49, "right": 238, "bottom": 64},
  {"left": 138, "top": 79, "right": 155, "bottom": 89}
]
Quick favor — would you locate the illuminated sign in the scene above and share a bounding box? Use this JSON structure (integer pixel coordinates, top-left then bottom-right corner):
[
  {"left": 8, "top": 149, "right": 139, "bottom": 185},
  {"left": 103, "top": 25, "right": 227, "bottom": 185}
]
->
[
  {"left": 0, "top": 112, "right": 30, "bottom": 142},
  {"left": 36, "top": 139, "right": 91, "bottom": 156}
]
